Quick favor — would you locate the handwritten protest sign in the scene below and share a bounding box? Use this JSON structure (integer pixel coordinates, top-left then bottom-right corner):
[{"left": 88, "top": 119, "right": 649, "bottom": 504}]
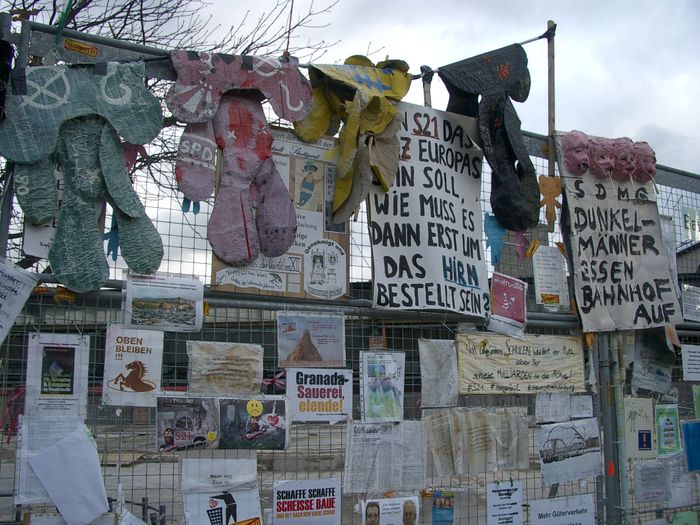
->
[
  {"left": 557, "top": 133, "right": 682, "bottom": 332},
  {"left": 369, "top": 102, "right": 489, "bottom": 316},
  {"left": 457, "top": 333, "right": 585, "bottom": 394}
]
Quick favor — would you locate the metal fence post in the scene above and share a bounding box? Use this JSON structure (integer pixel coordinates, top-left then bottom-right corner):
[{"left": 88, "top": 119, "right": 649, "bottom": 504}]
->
[{"left": 598, "top": 333, "right": 622, "bottom": 524}]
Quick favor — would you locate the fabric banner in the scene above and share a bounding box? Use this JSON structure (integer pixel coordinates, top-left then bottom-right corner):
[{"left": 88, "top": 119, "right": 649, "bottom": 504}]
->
[
  {"left": 457, "top": 333, "right": 585, "bottom": 394},
  {"left": 369, "top": 101, "right": 489, "bottom": 316}
]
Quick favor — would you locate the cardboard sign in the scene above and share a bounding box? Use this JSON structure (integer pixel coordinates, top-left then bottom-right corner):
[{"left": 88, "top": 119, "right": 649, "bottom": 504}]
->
[
  {"left": 369, "top": 101, "right": 489, "bottom": 316},
  {"left": 557, "top": 132, "right": 682, "bottom": 332}
]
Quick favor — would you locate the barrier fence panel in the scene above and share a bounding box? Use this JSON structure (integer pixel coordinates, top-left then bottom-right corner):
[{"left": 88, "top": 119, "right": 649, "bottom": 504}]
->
[{"left": 0, "top": 20, "right": 699, "bottom": 525}]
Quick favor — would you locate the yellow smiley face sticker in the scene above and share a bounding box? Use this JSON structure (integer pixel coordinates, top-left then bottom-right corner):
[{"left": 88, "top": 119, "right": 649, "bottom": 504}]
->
[
  {"left": 207, "top": 431, "right": 217, "bottom": 442},
  {"left": 246, "top": 399, "right": 263, "bottom": 417}
]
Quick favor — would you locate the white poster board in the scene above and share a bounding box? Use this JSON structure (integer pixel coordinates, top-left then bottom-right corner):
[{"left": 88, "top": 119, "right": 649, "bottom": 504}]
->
[
  {"left": 25, "top": 333, "right": 89, "bottom": 418},
  {"left": 0, "top": 258, "right": 38, "bottom": 345},
  {"left": 557, "top": 132, "right": 683, "bottom": 332},
  {"left": 287, "top": 368, "right": 352, "bottom": 423},
  {"left": 369, "top": 101, "right": 489, "bottom": 316},
  {"left": 102, "top": 326, "right": 164, "bottom": 407},
  {"left": 273, "top": 478, "right": 341, "bottom": 525}
]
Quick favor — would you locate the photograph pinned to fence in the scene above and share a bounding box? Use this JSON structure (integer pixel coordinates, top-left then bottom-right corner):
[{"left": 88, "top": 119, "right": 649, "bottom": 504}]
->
[
  {"left": 219, "top": 396, "right": 288, "bottom": 450},
  {"left": 124, "top": 272, "right": 204, "bottom": 332},
  {"left": 277, "top": 312, "right": 346, "bottom": 368},
  {"left": 156, "top": 397, "right": 219, "bottom": 452}
]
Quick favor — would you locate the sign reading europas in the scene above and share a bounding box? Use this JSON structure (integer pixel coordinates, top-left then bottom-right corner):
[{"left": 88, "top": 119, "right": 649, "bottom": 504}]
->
[
  {"left": 369, "top": 101, "right": 489, "bottom": 316},
  {"left": 557, "top": 133, "right": 682, "bottom": 332}
]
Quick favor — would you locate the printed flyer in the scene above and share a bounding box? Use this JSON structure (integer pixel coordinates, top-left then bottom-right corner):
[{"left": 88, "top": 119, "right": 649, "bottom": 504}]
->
[
  {"left": 287, "top": 368, "right": 352, "bottom": 423},
  {"left": 156, "top": 397, "right": 219, "bottom": 451},
  {"left": 219, "top": 396, "right": 288, "bottom": 450},
  {"left": 102, "top": 326, "right": 164, "bottom": 407},
  {"left": 530, "top": 494, "right": 595, "bottom": 525},
  {"left": 180, "top": 458, "right": 262, "bottom": 525},
  {"left": 0, "top": 258, "right": 38, "bottom": 346},
  {"left": 682, "top": 344, "right": 700, "bottom": 381},
  {"left": 344, "top": 421, "right": 426, "bottom": 493},
  {"left": 532, "top": 245, "right": 570, "bottom": 308},
  {"left": 273, "top": 478, "right": 341, "bottom": 525},
  {"left": 277, "top": 312, "right": 346, "bottom": 368},
  {"left": 25, "top": 332, "right": 89, "bottom": 417},
  {"left": 360, "top": 351, "right": 405, "bottom": 423},
  {"left": 432, "top": 490, "right": 455, "bottom": 525},
  {"left": 486, "top": 481, "right": 523, "bottom": 525},
  {"left": 124, "top": 272, "right": 204, "bottom": 332},
  {"left": 418, "top": 339, "right": 458, "bottom": 408},
  {"left": 488, "top": 272, "right": 527, "bottom": 338},
  {"left": 656, "top": 404, "right": 682, "bottom": 456},
  {"left": 361, "top": 496, "right": 419, "bottom": 525},
  {"left": 624, "top": 396, "right": 655, "bottom": 459},
  {"left": 682, "top": 284, "right": 700, "bottom": 323}
]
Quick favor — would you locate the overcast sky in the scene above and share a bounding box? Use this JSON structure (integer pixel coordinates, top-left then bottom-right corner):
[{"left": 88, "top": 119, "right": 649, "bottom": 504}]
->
[{"left": 206, "top": 0, "right": 700, "bottom": 174}]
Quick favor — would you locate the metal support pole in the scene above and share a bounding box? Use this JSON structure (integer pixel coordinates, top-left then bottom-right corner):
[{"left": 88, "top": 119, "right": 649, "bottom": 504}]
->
[
  {"left": 0, "top": 163, "right": 12, "bottom": 259},
  {"left": 598, "top": 333, "right": 622, "bottom": 524},
  {"left": 546, "top": 20, "right": 556, "bottom": 179},
  {"left": 610, "top": 333, "right": 630, "bottom": 523}
]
